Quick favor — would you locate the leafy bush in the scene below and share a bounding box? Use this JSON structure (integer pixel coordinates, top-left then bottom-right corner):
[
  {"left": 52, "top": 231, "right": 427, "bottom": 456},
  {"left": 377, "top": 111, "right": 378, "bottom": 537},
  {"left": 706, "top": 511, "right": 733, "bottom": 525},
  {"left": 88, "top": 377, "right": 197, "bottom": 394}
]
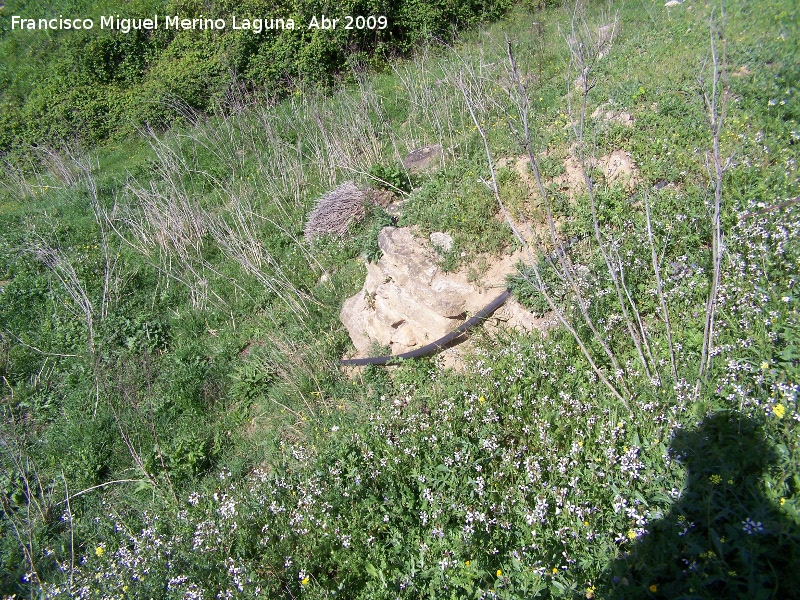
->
[
  {"left": 356, "top": 204, "right": 395, "bottom": 263},
  {"left": 0, "top": 0, "right": 514, "bottom": 152},
  {"left": 369, "top": 162, "right": 418, "bottom": 194},
  {"left": 400, "top": 162, "right": 511, "bottom": 265}
]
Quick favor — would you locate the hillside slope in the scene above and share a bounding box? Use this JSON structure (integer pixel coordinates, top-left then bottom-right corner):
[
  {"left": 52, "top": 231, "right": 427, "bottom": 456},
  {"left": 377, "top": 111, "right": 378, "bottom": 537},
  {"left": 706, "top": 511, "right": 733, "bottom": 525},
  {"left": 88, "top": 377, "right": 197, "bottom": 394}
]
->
[{"left": 0, "top": 0, "right": 798, "bottom": 597}]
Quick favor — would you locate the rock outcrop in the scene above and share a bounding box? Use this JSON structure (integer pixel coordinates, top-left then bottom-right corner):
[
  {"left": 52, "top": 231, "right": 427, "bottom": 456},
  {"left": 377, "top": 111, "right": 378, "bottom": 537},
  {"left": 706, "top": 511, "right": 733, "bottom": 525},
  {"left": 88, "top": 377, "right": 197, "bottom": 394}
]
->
[
  {"left": 340, "top": 227, "right": 548, "bottom": 358},
  {"left": 402, "top": 144, "right": 443, "bottom": 174}
]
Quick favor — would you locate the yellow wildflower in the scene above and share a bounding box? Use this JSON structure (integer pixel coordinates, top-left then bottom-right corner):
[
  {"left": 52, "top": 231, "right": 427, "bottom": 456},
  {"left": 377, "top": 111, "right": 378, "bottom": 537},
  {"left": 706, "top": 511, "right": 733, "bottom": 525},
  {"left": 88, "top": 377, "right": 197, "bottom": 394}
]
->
[
  {"left": 95, "top": 545, "right": 104, "bottom": 557},
  {"left": 301, "top": 576, "right": 310, "bottom": 586},
  {"left": 773, "top": 404, "right": 786, "bottom": 418},
  {"left": 627, "top": 529, "right": 637, "bottom": 540},
  {"left": 649, "top": 584, "right": 658, "bottom": 592},
  {"left": 496, "top": 569, "right": 503, "bottom": 577},
  {"left": 552, "top": 567, "right": 559, "bottom": 574}
]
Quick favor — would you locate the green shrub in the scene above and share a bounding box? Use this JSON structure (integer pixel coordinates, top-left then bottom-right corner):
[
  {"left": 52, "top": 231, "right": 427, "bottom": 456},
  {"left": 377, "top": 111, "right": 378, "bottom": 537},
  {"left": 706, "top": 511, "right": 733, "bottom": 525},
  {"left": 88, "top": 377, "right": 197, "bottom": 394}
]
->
[
  {"left": 369, "top": 162, "right": 417, "bottom": 194},
  {"left": 0, "top": 0, "right": 514, "bottom": 152}
]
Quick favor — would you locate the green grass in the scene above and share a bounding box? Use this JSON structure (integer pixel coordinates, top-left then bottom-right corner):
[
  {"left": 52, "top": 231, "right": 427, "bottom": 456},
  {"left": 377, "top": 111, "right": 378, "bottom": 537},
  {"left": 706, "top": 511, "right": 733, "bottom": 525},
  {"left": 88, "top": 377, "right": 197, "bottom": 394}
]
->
[{"left": 0, "top": 0, "right": 799, "bottom": 597}]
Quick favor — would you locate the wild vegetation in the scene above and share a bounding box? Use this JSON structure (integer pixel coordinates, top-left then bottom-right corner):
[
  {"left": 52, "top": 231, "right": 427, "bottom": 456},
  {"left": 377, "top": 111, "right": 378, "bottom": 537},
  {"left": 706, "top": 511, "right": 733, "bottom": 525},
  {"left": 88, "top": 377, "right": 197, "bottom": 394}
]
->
[
  {"left": 0, "top": 0, "right": 515, "bottom": 152},
  {"left": 0, "top": 0, "right": 798, "bottom": 598}
]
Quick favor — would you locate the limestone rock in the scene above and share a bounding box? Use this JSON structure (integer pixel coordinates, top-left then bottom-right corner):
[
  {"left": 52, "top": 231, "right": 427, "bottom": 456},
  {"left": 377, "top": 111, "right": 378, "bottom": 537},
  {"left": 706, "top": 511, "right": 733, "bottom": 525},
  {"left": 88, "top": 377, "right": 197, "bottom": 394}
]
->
[
  {"left": 430, "top": 231, "right": 454, "bottom": 253},
  {"left": 339, "top": 291, "right": 374, "bottom": 353},
  {"left": 485, "top": 298, "right": 558, "bottom": 333},
  {"left": 554, "top": 148, "right": 639, "bottom": 197},
  {"left": 340, "top": 226, "right": 557, "bottom": 359},
  {"left": 601, "top": 149, "right": 638, "bottom": 190},
  {"left": 597, "top": 23, "right": 617, "bottom": 58},
  {"left": 732, "top": 65, "right": 752, "bottom": 77}
]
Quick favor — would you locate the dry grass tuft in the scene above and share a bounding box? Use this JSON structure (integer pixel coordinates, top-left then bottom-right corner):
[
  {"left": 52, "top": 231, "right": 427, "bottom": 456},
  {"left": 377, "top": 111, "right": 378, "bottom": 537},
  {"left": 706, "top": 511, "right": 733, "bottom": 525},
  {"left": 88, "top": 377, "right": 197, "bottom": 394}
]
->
[{"left": 303, "top": 181, "right": 368, "bottom": 242}]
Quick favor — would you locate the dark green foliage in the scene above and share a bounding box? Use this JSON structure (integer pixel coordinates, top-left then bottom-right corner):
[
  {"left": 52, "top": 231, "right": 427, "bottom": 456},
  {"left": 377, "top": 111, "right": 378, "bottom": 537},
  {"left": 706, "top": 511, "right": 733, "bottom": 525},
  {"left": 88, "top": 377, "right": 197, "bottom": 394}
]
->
[
  {"left": 357, "top": 203, "right": 395, "bottom": 263},
  {"left": 508, "top": 259, "right": 559, "bottom": 315},
  {"left": 368, "top": 162, "right": 417, "bottom": 194},
  {"left": 0, "top": 0, "right": 513, "bottom": 152},
  {"left": 400, "top": 161, "right": 511, "bottom": 267},
  {"left": 51, "top": 412, "right": 117, "bottom": 489},
  {"left": 228, "top": 345, "right": 276, "bottom": 406}
]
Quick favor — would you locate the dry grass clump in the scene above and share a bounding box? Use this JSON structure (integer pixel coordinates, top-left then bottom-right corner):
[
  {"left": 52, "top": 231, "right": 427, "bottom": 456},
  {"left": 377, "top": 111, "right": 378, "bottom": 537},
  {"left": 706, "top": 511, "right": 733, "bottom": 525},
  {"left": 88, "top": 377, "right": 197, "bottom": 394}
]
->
[{"left": 303, "top": 181, "right": 367, "bottom": 242}]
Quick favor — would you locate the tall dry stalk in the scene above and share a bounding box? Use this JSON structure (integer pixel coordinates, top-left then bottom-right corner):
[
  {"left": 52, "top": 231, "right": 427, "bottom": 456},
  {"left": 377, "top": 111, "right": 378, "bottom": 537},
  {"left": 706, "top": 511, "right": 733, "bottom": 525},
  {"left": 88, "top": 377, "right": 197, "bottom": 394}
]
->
[
  {"left": 696, "top": 11, "right": 730, "bottom": 389},
  {"left": 391, "top": 47, "right": 469, "bottom": 161},
  {"left": 456, "top": 65, "right": 630, "bottom": 410},
  {"left": 492, "top": 33, "right": 640, "bottom": 404},
  {"left": 99, "top": 352, "right": 178, "bottom": 505},
  {"left": 286, "top": 85, "right": 385, "bottom": 186},
  {"left": 0, "top": 406, "right": 55, "bottom": 590},
  {"left": 562, "top": 5, "right": 651, "bottom": 386},
  {"left": 208, "top": 194, "right": 316, "bottom": 322},
  {"left": 112, "top": 178, "right": 220, "bottom": 310},
  {"left": 110, "top": 129, "right": 249, "bottom": 311},
  {"left": 113, "top": 121, "right": 323, "bottom": 320},
  {"left": 65, "top": 151, "right": 119, "bottom": 321},
  {"left": 0, "top": 146, "right": 74, "bottom": 199},
  {"left": 252, "top": 100, "right": 309, "bottom": 216},
  {"left": 30, "top": 239, "right": 96, "bottom": 354},
  {"left": 645, "top": 193, "right": 678, "bottom": 381}
]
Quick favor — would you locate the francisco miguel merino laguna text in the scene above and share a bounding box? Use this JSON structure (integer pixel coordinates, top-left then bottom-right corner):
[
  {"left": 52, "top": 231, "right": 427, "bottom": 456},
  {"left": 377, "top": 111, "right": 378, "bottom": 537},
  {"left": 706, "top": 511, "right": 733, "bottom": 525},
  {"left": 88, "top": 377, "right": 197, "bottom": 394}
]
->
[{"left": 10, "top": 14, "right": 389, "bottom": 33}]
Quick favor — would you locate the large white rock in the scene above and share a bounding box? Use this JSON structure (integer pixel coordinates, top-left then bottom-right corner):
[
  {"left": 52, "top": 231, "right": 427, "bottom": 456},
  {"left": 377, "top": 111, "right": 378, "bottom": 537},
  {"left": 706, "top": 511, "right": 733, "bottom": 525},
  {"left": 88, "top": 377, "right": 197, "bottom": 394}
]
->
[
  {"left": 340, "top": 227, "right": 489, "bottom": 356},
  {"left": 339, "top": 226, "right": 556, "bottom": 359}
]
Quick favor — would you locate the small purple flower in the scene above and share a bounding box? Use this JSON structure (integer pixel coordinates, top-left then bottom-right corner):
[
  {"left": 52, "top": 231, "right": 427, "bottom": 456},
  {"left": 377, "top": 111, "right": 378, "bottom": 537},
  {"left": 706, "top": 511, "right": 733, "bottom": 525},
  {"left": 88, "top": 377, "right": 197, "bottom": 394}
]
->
[{"left": 742, "top": 518, "right": 764, "bottom": 535}]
